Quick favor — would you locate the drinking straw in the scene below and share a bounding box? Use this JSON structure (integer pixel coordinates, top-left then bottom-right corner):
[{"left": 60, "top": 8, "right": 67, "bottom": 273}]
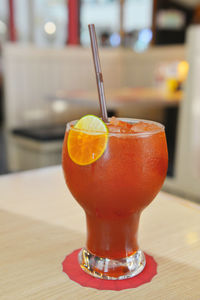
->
[{"left": 88, "top": 24, "right": 109, "bottom": 123}]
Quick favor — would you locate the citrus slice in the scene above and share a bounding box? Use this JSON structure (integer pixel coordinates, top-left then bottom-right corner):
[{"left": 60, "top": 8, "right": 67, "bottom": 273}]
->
[{"left": 67, "top": 115, "right": 108, "bottom": 166}]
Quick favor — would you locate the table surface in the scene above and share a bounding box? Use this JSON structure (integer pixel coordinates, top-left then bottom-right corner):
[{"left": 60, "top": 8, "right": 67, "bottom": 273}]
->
[
  {"left": 55, "top": 87, "right": 182, "bottom": 108},
  {"left": 0, "top": 166, "right": 199, "bottom": 300}
]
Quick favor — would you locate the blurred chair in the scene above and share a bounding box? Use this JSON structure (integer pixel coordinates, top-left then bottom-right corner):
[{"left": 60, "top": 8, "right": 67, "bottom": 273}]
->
[
  {"left": 164, "top": 25, "right": 200, "bottom": 201},
  {"left": 2, "top": 43, "right": 185, "bottom": 172},
  {"left": 2, "top": 44, "right": 121, "bottom": 171},
  {"left": 2, "top": 43, "right": 185, "bottom": 129}
]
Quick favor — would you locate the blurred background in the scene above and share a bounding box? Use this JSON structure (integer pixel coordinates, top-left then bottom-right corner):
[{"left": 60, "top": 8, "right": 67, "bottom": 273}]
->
[{"left": 0, "top": 0, "right": 200, "bottom": 201}]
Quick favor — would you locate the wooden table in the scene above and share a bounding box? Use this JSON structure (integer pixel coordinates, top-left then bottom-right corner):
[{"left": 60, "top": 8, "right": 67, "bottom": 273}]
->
[
  {"left": 54, "top": 87, "right": 183, "bottom": 109},
  {"left": 0, "top": 166, "right": 199, "bottom": 299}
]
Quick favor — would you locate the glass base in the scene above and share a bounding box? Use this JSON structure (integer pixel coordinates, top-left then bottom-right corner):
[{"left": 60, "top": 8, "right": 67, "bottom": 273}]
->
[{"left": 78, "top": 248, "right": 146, "bottom": 280}]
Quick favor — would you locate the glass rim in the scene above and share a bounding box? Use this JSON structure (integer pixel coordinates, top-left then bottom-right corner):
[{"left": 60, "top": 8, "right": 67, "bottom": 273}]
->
[{"left": 66, "top": 118, "right": 165, "bottom": 137}]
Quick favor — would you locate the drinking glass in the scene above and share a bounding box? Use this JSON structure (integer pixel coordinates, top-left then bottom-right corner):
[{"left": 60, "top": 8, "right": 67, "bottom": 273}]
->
[{"left": 62, "top": 118, "right": 168, "bottom": 280}]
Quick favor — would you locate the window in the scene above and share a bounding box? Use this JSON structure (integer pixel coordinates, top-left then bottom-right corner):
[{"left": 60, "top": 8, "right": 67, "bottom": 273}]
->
[
  {"left": 0, "top": 0, "right": 68, "bottom": 46},
  {"left": 0, "top": 0, "right": 8, "bottom": 43},
  {"left": 33, "top": 0, "right": 68, "bottom": 46},
  {"left": 80, "top": 0, "right": 153, "bottom": 49},
  {"left": 80, "top": 0, "right": 120, "bottom": 47}
]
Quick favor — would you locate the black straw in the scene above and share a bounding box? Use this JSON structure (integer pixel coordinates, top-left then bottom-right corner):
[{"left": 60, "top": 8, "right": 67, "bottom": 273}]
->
[{"left": 88, "top": 24, "right": 108, "bottom": 123}]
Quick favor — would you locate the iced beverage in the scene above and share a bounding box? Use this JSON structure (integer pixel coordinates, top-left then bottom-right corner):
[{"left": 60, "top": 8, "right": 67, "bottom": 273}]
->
[{"left": 62, "top": 117, "right": 168, "bottom": 279}]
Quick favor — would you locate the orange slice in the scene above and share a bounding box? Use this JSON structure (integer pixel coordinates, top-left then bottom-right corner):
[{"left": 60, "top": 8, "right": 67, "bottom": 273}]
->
[{"left": 67, "top": 115, "right": 108, "bottom": 166}]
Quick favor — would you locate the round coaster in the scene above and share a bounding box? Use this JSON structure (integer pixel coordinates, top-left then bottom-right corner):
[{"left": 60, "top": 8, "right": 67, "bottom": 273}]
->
[{"left": 62, "top": 248, "right": 157, "bottom": 291}]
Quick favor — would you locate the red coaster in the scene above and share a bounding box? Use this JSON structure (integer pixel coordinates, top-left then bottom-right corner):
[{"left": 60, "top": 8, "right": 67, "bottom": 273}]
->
[{"left": 62, "top": 248, "right": 157, "bottom": 291}]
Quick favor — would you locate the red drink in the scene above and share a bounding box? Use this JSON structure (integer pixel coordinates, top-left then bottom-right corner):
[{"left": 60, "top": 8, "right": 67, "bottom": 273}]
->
[{"left": 62, "top": 118, "right": 168, "bottom": 279}]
